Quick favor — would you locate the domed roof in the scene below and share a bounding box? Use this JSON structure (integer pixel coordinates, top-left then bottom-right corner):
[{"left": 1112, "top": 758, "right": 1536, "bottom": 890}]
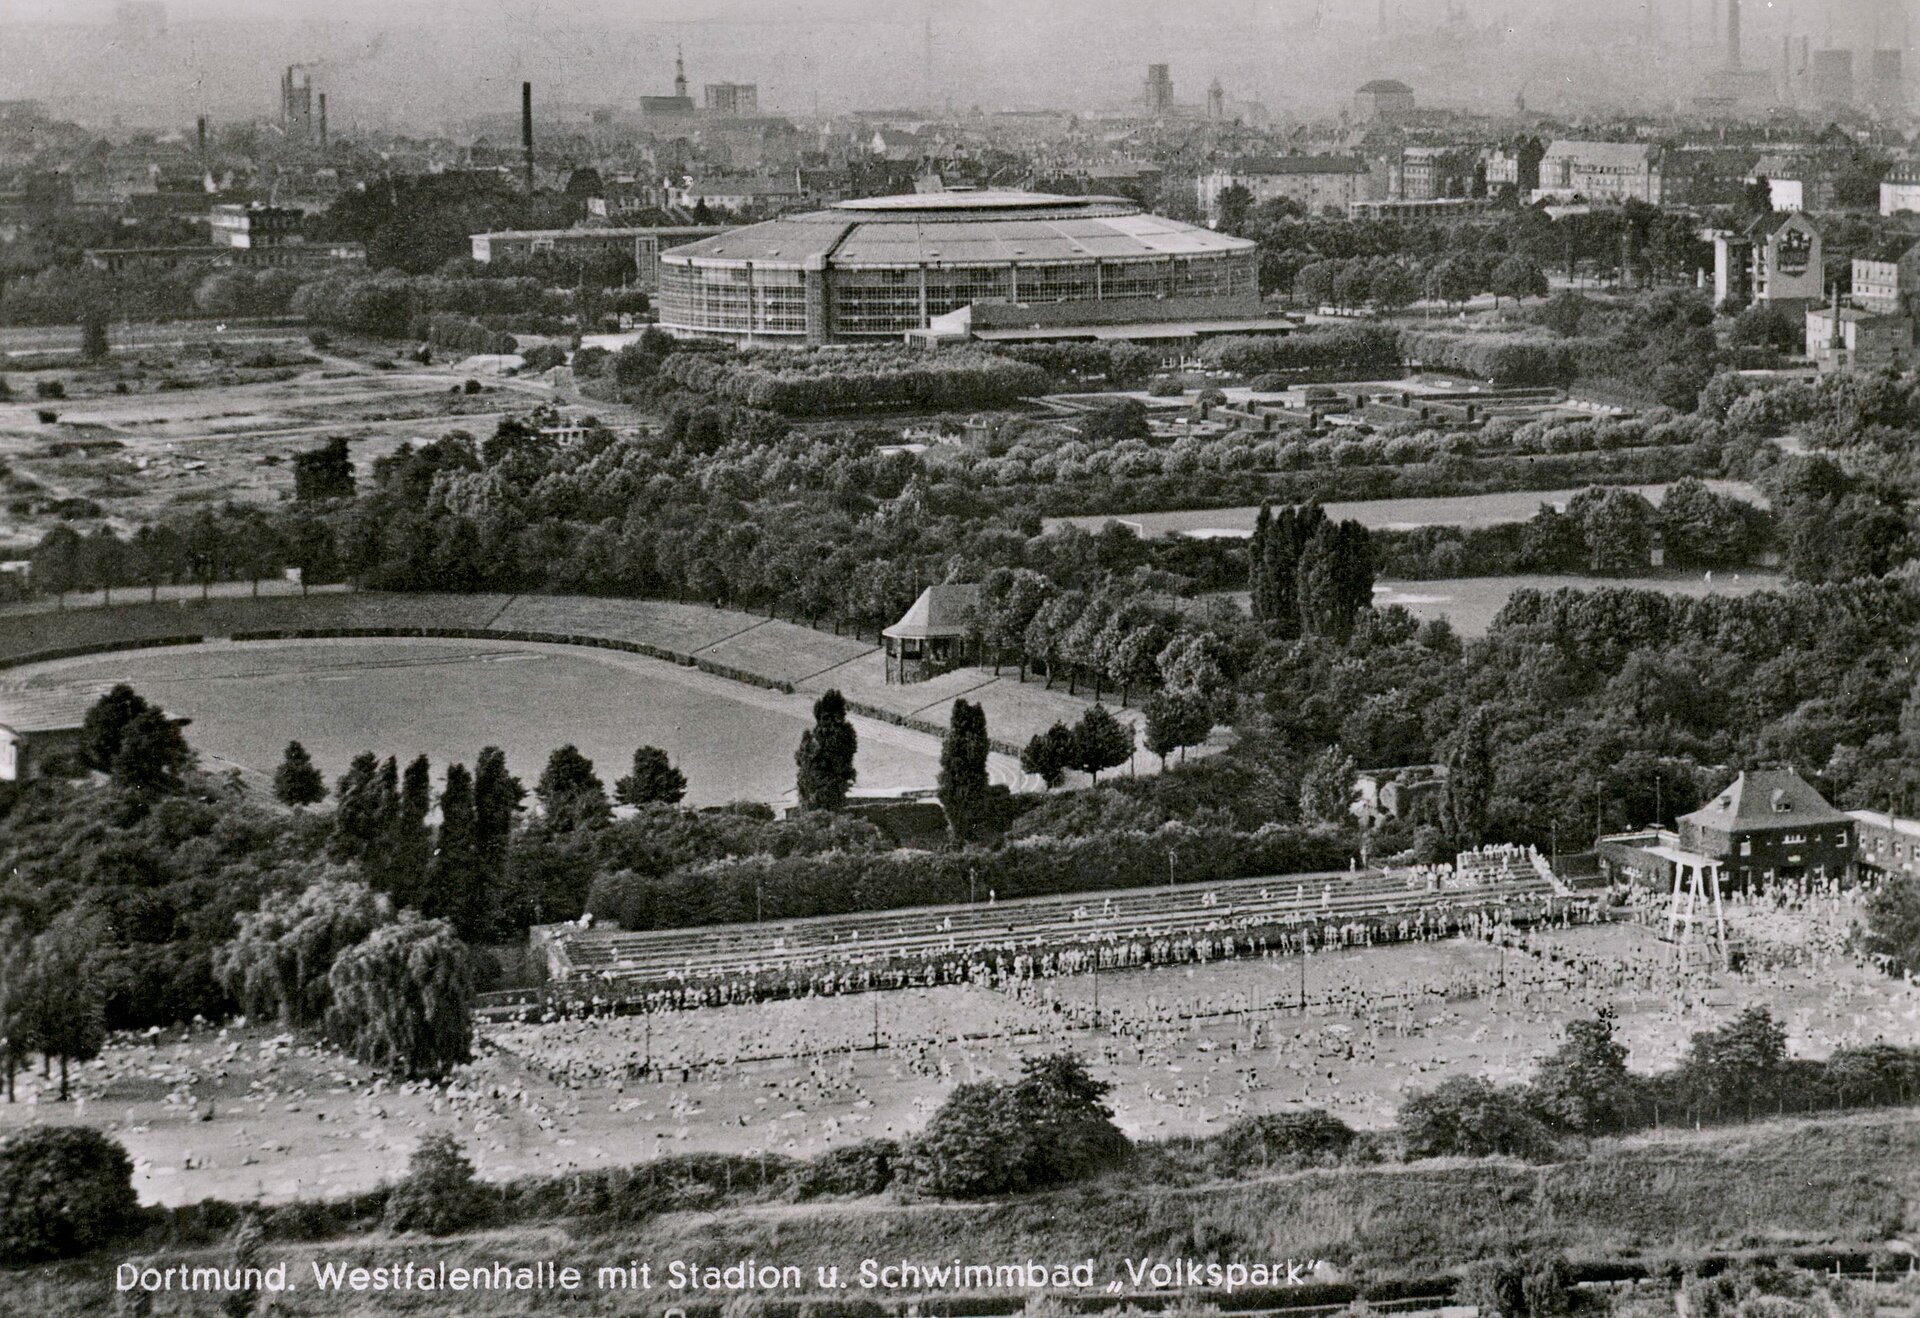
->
[{"left": 1358, "top": 79, "right": 1414, "bottom": 94}]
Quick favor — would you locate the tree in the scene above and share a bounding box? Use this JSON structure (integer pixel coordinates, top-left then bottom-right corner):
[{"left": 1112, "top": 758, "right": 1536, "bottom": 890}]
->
[
  {"left": 384, "top": 1133, "right": 487, "bottom": 1235},
  {"left": 111, "top": 707, "right": 193, "bottom": 797},
  {"left": 1214, "top": 182, "right": 1255, "bottom": 233},
  {"left": 473, "top": 746, "right": 524, "bottom": 876},
  {"left": 324, "top": 913, "right": 474, "bottom": 1081},
  {"left": 976, "top": 567, "right": 1052, "bottom": 678},
  {"left": 273, "top": 741, "right": 326, "bottom": 809},
  {"left": 938, "top": 700, "right": 992, "bottom": 843},
  {"left": 1108, "top": 621, "right": 1168, "bottom": 706},
  {"left": 0, "top": 930, "right": 31, "bottom": 1103},
  {"left": 1369, "top": 262, "right": 1421, "bottom": 313},
  {"left": 1489, "top": 255, "right": 1549, "bottom": 307},
  {"left": 29, "top": 525, "right": 82, "bottom": 609},
  {"left": 217, "top": 876, "right": 395, "bottom": 1028},
  {"left": 796, "top": 690, "right": 858, "bottom": 810},
  {"left": 80, "top": 685, "right": 151, "bottom": 773},
  {"left": 1440, "top": 705, "right": 1497, "bottom": 845},
  {"left": 1569, "top": 486, "right": 1657, "bottom": 574},
  {"left": 536, "top": 744, "right": 610, "bottom": 831},
  {"left": 1862, "top": 873, "right": 1920, "bottom": 978},
  {"left": 1143, "top": 691, "right": 1212, "bottom": 766},
  {"left": 82, "top": 526, "right": 125, "bottom": 607},
  {"left": 1299, "top": 746, "right": 1357, "bottom": 825},
  {"left": 20, "top": 918, "right": 107, "bottom": 1101},
  {"left": 1424, "top": 256, "right": 1478, "bottom": 308},
  {"left": 1681, "top": 1005, "right": 1787, "bottom": 1118},
  {"left": 1157, "top": 630, "right": 1230, "bottom": 702},
  {"left": 1070, "top": 704, "right": 1134, "bottom": 783},
  {"left": 0, "top": 1127, "right": 138, "bottom": 1263},
  {"left": 379, "top": 754, "right": 435, "bottom": 903},
  {"left": 184, "top": 508, "right": 224, "bottom": 602},
  {"left": 1398, "top": 1076, "right": 1557, "bottom": 1161},
  {"left": 330, "top": 751, "right": 395, "bottom": 865},
  {"left": 1021, "top": 722, "right": 1077, "bottom": 788},
  {"left": 1528, "top": 1011, "right": 1638, "bottom": 1135},
  {"left": 897, "top": 1053, "right": 1127, "bottom": 1198},
  {"left": 426, "top": 763, "right": 489, "bottom": 940},
  {"left": 1537, "top": 289, "right": 1590, "bottom": 338},
  {"left": 614, "top": 746, "right": 687, "bottom": 807},
  {"left": 293, "top": 436, "right": 356, "bottom": 503}
]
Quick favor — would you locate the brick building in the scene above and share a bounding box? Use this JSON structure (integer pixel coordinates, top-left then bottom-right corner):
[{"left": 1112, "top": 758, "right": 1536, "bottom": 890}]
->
[{"left": 1675, "top": 768, "right": 1854, "bottom": 890}]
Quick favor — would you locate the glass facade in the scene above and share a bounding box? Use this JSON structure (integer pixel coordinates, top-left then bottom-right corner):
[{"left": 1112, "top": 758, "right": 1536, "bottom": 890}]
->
[
  {"left": 658, "top": 230, "right": 1257, "bottom": 342},
  {"left": 657, "top": 262, "right": 808, "bottom": 337}
]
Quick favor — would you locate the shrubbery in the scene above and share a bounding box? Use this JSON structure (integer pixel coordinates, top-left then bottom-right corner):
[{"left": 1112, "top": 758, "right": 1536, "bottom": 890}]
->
[
  {"left": 1400, "top": 330, "right": 1579, "bottom": 387},
  {"left": 897, "top": 1054, "right": 1129, "bottom": 1197},
  {"left": 1198, "top": 325, "right": 1402, "bottom": 376},
  {"left": 383, "top": 1133, "right": 488, "bottom": 1235},
  {"left": 0, "top": 1126, "right": 140, "bottom": 1263},
  {"left": 657, "top": 347, "right": 1051, "bottom": 415}
]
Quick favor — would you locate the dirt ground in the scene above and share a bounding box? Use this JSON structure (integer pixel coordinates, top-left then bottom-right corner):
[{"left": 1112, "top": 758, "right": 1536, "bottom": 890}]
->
[
  {"left": 3, "top": 914, "right": 1914, "bottom": 1209},
  {"left": 0, "top": 338, "right": 599, "bottom": 548}
]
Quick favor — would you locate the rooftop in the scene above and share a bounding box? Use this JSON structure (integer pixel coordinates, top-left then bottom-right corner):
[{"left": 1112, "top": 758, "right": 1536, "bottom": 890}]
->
[
  {"left": 1225, "top": 155, "right": 1370, "bottom": 176},
  {"left": 883, "top": 584, "right": 980, "bottom": 640},
  {"left": 663, "top": 192, "right": 1253, "bottom": 267},
  {"left": 1678, "top": 769, "right": 1852, "bottom": 834},
  {"left": 1358, "top": 79, "right": 1414, "bottom": 94}
]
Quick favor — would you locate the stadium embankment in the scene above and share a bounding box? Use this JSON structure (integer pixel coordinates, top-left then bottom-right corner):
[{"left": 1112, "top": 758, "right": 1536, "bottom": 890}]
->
[{"left": 0, "top": 592, "right": 1141, "bottom": 761}]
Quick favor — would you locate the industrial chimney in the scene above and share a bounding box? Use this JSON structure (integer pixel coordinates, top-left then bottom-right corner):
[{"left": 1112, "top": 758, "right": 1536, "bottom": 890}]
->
[
  {"left": 196, "top": 115, "right": 207, "bottom": 160},
  {"left": 1727, "top": 0, "right": 1741, "bottom": 70},
  {"left": 521, "top": 81, "right": 535, "bottom": 192},
  {"left": 317, "top": 93, "right": 328, "bottom": 149}
]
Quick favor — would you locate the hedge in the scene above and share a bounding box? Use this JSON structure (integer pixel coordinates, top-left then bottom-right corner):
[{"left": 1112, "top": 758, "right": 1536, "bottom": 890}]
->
[
  {"left": 1400, "top": 330, "right": 1578, "bottom": 387},
  {"left": 658, "top": 349, "right": 1052, "bottom": 415}
]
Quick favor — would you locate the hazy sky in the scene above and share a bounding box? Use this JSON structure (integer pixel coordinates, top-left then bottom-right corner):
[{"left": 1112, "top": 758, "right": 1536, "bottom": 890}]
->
[{"left": 1, "top": 0, "right": 1912, "bottom": 128}]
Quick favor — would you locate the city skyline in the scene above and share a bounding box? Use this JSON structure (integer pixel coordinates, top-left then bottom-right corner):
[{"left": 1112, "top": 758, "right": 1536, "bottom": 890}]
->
[{"left": 5, "top": 0, "right": 1920, "bottom": 130}]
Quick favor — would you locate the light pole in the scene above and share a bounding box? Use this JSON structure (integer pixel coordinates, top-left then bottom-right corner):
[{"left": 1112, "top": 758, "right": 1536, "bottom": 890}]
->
[{"left": 1168, "top": 848, "right": 1176, "bottom": 888}]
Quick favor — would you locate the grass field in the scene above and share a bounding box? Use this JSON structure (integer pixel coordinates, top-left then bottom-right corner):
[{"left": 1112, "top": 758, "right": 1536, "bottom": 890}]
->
[
  {"left": 1045, "top": 481, "right": 1770, "bottom": 538},
  {"left": 1195, "top": 572, "right": 1789, "bottom": 638},
  {"left": 9, "top": 637, "right": 999, "bottom": 807}
]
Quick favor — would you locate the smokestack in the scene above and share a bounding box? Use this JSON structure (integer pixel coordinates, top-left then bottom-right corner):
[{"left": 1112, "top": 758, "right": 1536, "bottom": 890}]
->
[
  {"left": 521, "top": 81, "right": 534, "bottom": 192},
  {"left": 317, "top": 94, "right": 327, "bottom": 148},
  {"left": 196, "top": 115, "right": 207, "bottom": 159},
  {"left": 1727, "top": 0, "right": 1741, "bottom": 69}
]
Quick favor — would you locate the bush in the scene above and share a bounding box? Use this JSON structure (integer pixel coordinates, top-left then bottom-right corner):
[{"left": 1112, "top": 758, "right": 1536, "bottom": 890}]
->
[
  {"left": 36, "top": 409, "right": 58, "bottom": 424},
  {"left": 35, "top": 378, "right": 65, "bottom": 399},
  {"left": 0, "top": 1126, "right": 140, "bottom": 1263},
  {"left": 383, "top": 1133, "right": 488, "bottom": 1235},
  {"left": 520, "top": 343, "right": 569, "bottom": 373},
  {"left": 897, "top": 1054, "right": 1128, "bottom": 1198},
  {"left": 1210, "top": 1109, "right": 1357, "bottom": 1169},
  {"left": 1398, "top": 1076, "right": 1559, "bottom": 1162},
  {"left": 795, "top": 1139, "right": 898, "bottom": 1198}
]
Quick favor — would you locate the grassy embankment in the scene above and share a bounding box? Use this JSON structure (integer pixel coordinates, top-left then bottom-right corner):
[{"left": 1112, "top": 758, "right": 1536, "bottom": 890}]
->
[{"left": 7, "top": 1109, "right": 1915, "bottom": 1317}]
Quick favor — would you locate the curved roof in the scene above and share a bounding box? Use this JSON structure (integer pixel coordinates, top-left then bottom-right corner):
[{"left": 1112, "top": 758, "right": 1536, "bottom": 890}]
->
[
  {"left": 1358, "top": 79, "right": 1413, "bottom": 94},
  {"left": 661, "top": 191, "right": 1254, "bottom": 269}
]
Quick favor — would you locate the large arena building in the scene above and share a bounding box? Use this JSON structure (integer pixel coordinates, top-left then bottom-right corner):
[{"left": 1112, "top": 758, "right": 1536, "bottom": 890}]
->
[{"left": 654, "top": 189, "right": 1271, "bottom": 346}]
